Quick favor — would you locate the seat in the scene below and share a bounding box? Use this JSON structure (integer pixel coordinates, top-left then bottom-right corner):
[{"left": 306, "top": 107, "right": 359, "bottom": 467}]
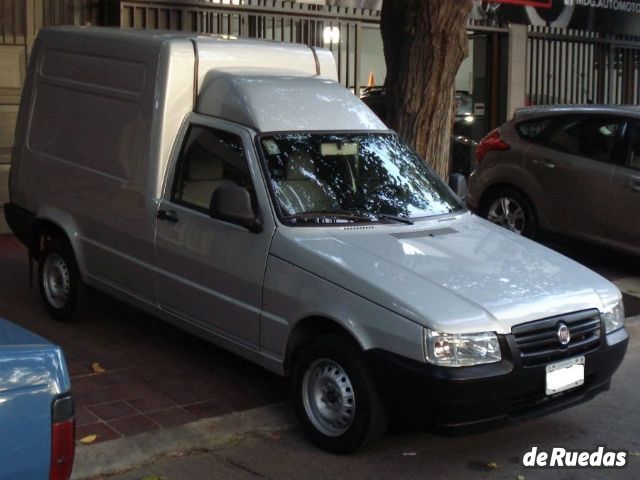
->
[
  {"left": 181, "top": 152, "right": 232, "bottom": 209},
  {"left": 273, "top": 152, "right": 339, "bottom": 215}
]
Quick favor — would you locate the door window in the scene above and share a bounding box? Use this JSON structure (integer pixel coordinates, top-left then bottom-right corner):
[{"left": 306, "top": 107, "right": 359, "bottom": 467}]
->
[
  {"left": 625, "top": 121, "right": 640, "bottom": 171},
  {"left": 545, "top": 116, "right": 621, "bottom": 163},
  {"left": 171, "top": 126, "right": 254, "bottom": 212}
]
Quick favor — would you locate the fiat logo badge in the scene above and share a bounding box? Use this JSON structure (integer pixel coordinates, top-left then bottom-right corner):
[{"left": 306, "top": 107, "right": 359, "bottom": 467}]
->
[{"left": 557, "top": 322, "right": 571, "bottom": 345}]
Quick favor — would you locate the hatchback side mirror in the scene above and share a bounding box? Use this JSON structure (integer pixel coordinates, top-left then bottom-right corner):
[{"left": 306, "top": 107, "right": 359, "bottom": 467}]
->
[
  {"left": 210, "top": 185, "right": 263, "bottom": 233},
  {"left": 449, "top": 173, "right": 468, "bottom": 201}
]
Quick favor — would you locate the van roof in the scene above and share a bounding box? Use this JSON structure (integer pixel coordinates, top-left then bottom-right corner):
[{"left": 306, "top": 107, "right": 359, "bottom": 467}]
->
[
  {"left": 198, "top": 69, "right": 388, "bottom": 132},
  {"left": 46, "top": 25, "right": 303, "bottom": 48}
]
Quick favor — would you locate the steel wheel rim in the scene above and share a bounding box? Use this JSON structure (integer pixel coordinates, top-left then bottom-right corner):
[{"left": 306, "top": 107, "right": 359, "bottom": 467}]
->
[
  {"left": 487, "top": 196, "right": 526, "bottom": 234},
  {"left": 43, "top": 253, "right": 71, "bottom": 309},
  {"left": 301, "top": 358, "right": 356, "bottom": 437}
]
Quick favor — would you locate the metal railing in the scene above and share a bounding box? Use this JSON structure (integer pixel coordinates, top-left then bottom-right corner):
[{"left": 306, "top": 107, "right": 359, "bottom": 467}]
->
[
  {"left": 528, "top": 26, "right": 640, "bottom": 106},
  {"left": 120, "top": 0, "right": 381, "bottom": 94},
  {"left": 1, "top": 0, "right": 99, "bottom": 48}
]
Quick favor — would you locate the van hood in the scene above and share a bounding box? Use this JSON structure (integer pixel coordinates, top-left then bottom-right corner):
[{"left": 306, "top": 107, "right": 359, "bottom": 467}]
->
[{"left": 271, "top": 212, "right": 620, "bottom": 334}]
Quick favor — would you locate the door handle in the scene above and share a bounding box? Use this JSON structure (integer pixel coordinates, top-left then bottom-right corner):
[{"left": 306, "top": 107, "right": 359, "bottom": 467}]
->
[
  {"left": 532, "top": 159, "right": 555, "bottom": 169},
  {"left": 629, "top": 180, "right": 640, "bottom": 193},
  {"left": 157, "top": 209, "right": 179, "bottom": 223}
]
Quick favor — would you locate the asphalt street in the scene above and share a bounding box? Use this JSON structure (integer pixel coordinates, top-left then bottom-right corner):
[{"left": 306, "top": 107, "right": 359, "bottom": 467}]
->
[{"left": 101, "top": 319, "right": 640, "bottom": 480}]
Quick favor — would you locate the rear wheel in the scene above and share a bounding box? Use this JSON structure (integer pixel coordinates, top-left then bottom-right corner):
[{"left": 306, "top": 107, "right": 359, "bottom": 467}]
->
[
  {"left": 291, "top": 334, "right": 388, "bottom": 454},
  {"left": 480, "top": 188, "right": 536, "bottom": 238},
  {"left": 39, "top": 236, "right": 90, "bottom": 321}
]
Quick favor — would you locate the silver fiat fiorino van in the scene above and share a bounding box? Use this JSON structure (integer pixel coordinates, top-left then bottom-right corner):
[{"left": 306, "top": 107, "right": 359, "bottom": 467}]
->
[{"left": 5, "top": 27, "right": 628, "bottom": 453}]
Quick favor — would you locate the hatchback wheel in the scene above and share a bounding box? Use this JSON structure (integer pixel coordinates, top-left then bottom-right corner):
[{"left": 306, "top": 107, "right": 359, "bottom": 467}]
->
[
  {"left": 481, "top": 189, "right": 536, "bottom": 237},
  {"left": 291, "top": 334, "right": 387, "bottom": 454}
]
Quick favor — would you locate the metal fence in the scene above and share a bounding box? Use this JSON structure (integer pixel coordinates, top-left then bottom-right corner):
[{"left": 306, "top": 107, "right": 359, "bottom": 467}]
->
[
  {"left": 528, "top": 26, "right": 640, "bottom": 106},
  {"left": 0, "top": 0, "right": 99, "bottom": 48},
  {"left": 120, "top": 0, "right": 381, "bottom": 94}
]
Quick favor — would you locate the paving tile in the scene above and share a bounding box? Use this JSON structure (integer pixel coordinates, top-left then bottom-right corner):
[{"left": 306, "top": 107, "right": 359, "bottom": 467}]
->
[
  {"left": 89, "top": 401, "right": 139, "bottom": 422},
  {"left": 106, "top": 383, "right": 157, "bottom": 400},
  {"left": 75, "top": 388, "right": 110, "bottom": 408},
  {"left": 71, "top": 373, "right": 119, "bottom": 393},
  {"left": 75, "top": 407, "right": 100, "bottom": 428},
  {"left": 107, "top": 415, "right": 160, "bottom": 437},
  {"left": 76, "top": 422, "right": 121, "bottom": 444},
  {"left": 128, "top": 394, "right": 177, "bottom": 413},
  {"left": 159, "top": 384, "right": 236, "bottom": 406},
  {"left": 145, "top": 407, "right": 197, "bottom": 428}
]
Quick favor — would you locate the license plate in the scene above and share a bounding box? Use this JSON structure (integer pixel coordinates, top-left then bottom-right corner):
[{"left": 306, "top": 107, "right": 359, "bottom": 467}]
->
[{"left": 545, "top": 356, "right": 585, "bottom": 395}]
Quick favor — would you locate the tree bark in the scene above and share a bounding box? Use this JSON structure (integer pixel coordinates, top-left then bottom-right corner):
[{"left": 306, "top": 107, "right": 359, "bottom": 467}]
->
[{"left": 381, "top": 0, "right": 472, "bottom": 180}]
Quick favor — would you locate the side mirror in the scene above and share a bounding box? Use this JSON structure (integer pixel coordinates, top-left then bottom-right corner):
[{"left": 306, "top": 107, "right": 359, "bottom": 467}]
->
[
  {"left": 210, "top": 185, "right": 263, "bottom": 233},
  {"left": 449, "top": 173, "right": 468, "bottom": 201}
]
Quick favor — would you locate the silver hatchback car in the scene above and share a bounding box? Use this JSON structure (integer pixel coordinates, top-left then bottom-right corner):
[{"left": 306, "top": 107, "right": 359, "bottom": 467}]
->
[{"left": 468, "top": 105, "right": 640, "bottom": 255}]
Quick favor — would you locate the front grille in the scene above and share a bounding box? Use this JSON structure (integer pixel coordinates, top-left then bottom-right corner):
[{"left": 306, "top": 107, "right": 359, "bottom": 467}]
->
[{"left": 511, "top": 309, "right": 601, "bottom": 367}]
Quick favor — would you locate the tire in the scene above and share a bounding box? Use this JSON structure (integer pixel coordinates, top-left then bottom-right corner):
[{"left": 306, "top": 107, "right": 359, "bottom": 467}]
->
[
  {"left": 38, "top": 236, "right": 90, "bottom": 322},
  {"left": 291, "top": 334, "right": 388, "bottom": 454},
  {"left": 479, "top": 188, "right": 537, "bottom": 238}
]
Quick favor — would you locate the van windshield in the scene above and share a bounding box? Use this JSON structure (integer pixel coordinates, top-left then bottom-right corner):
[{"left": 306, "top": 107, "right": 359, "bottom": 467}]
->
[{"left": 260, "top": 133, "right": 464, "bottom": 225}]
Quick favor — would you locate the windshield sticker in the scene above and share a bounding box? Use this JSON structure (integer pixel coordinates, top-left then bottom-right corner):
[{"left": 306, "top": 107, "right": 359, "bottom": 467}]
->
[{"left": 263, "top": 140, "right": 280, "bottom": 155}]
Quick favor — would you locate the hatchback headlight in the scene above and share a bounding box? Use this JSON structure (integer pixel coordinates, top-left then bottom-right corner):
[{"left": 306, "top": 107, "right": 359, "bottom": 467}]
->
[
  {"left": 602, "top": 301, "right": 625, "bottom": 334},
  {"left": 424, "top": 329, "right": 501, "bottom": 367}
]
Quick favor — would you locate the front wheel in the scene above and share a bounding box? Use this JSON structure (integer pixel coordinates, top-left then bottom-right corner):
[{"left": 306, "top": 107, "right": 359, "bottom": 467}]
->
[
  {"left": 291, "top": 335, "right": 388, "bottom": 454},
  {"left": 39, "top": 236, "right": 90, "bottom": 321},
  {"left": 480, "top": 188, "right": 537, "bottom": 238}
]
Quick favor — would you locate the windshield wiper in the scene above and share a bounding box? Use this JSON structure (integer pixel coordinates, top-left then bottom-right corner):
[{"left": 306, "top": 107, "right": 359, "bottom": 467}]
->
[
  {"left": 376, "top": 213, "right": 414, "bottom": 225},
  {"left": 283, "top": 210, "right": 374, "bottom": 224}
]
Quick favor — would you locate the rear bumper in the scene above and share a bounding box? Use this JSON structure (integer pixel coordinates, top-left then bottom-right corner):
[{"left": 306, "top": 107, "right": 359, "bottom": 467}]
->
[
  {"left": 365, "top": 327, "right": 628, "bottom": 432},
  {"left": 3, "top": 202, "right": 35, "bottom": 248}
]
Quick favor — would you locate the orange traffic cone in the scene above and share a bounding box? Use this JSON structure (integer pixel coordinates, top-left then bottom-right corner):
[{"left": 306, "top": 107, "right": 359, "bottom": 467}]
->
[{"left": 367, "top": 71, "right": 376, "bottom": 87}]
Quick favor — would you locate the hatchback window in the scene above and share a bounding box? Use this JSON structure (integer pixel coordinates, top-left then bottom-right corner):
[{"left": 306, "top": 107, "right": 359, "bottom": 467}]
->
[
  {"left": 546, "top": 116, "right": 621, "bottom": 163},
  {"left": 517, "top": 118, "right": 553, "bottom": 141}
]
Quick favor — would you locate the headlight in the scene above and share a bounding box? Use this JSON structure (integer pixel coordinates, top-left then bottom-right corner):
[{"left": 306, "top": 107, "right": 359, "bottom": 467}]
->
[
  {"left": 602, "top": 301, "right": 625, "bottom": 334},
  {"left": 424, "top": 329, "right": 501, "bottom": 367}
]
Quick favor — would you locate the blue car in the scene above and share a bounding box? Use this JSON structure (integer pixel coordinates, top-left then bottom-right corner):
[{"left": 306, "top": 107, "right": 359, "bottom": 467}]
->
[{"left": 0, "top": 317, "right": 74, "bottom": 480}]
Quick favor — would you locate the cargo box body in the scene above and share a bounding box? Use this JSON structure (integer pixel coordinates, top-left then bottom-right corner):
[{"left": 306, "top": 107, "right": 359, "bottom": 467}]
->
[{"left": 9, "top": 27, "right": 338, "bottom": 306}]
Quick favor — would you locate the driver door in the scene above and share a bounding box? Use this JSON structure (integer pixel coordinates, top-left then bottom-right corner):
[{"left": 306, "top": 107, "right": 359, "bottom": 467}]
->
[{"left": 154, "top": 115, "right": 275, "bottom": 348}]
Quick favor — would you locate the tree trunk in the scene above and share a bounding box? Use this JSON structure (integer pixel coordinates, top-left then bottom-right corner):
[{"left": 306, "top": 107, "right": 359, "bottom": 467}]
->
[{"left": 381, "top": 0, "right": 472, "bottom": 180}]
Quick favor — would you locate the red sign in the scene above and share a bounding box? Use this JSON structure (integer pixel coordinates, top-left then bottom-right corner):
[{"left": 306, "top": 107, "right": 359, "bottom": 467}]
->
[{"left": 485, "top": 0, "right": 552, "bottom": 7}]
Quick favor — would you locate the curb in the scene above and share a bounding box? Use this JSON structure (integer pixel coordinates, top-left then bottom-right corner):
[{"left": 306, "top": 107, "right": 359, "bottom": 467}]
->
[{"left": 72, "top": 403, "right": 296, "bottom": 479}]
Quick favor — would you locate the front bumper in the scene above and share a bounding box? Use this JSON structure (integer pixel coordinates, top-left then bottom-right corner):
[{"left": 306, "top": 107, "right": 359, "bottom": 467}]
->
[{"left": 365, "top": 326, "right": 628, "bottom": 432}]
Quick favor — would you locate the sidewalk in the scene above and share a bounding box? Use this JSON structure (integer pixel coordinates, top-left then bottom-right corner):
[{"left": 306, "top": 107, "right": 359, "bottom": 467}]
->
[{"left": 0, "top": 235, "right": 286, "bottom": 445}]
